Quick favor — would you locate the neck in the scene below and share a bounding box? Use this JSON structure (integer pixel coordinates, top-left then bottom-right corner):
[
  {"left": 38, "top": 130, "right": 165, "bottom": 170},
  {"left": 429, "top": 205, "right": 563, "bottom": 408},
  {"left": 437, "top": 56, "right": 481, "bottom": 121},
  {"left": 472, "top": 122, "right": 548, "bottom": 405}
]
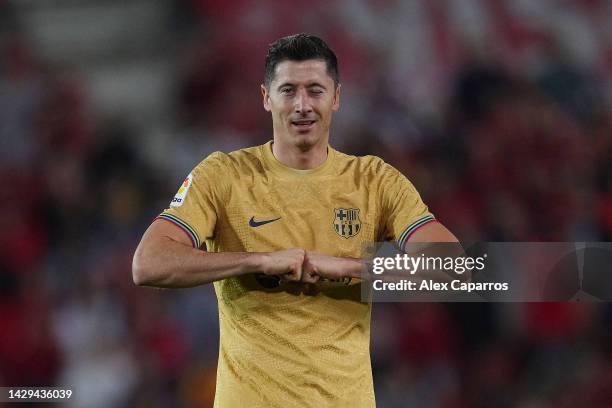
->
[{"left": 272, "top": 137, "right": 328, "bottom": 170}]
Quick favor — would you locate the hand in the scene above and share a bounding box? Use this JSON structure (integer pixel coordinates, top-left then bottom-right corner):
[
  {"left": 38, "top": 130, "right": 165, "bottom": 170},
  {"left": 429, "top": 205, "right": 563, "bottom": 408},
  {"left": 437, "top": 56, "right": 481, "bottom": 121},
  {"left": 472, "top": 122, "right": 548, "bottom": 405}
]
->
[
  {"left": 302, "top": 251, "right": 361, "bottom": 283},
  {"left": 259, "top": 249, "right": 305, "bottom": 282}
]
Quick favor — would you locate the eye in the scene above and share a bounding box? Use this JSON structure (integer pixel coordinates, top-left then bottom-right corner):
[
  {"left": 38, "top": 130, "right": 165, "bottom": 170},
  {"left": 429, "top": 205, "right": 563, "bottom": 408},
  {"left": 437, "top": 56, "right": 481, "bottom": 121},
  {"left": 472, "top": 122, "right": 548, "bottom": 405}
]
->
[
  {"left": 280, "top": 88, "right": 294, "bottom": 95},
  {"left": 310, "top": 88, "right": 324, "bottom": 95}
]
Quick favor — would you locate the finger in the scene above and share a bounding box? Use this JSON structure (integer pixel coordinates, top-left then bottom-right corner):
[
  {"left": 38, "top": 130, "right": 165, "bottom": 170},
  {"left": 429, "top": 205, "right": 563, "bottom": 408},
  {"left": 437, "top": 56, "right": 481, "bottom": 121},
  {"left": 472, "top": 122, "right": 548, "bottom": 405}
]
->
[
  {"left": 302, "top": 271, "right": 319, "bottom": 284},
  {"left": 301, "top": 261, "right": 318, "bottom": 283},
  {"left": 282, "top": 269, "right": 301, "bottom": 282},
  {"left": 293, "top": 260, "right": 303, "bottom": 281}
]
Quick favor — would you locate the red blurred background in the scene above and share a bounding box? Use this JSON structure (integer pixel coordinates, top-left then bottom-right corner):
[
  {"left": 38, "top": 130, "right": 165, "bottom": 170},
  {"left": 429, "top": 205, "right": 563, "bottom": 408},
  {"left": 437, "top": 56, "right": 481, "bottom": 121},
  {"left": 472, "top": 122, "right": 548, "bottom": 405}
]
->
[{"left": 1, "top": 0, "right": 612, "bottom": 406}]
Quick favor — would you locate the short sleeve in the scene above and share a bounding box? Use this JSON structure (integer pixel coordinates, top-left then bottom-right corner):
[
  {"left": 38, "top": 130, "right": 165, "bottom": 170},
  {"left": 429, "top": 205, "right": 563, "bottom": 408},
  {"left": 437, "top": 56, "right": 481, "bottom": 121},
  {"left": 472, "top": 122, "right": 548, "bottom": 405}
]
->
[
  {"left": 157, "top": 152, "right": 226, "bottom": 248},
  {"left": 378, "top": 162, "right": 436, "bottom": 248}
]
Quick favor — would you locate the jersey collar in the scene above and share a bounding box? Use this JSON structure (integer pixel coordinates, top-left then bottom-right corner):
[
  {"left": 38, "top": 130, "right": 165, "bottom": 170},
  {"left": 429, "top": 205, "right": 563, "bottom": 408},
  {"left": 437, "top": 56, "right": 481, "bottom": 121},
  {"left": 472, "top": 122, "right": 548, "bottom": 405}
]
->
[{"left": 261, "top": 140, "right": 335, "bottom": 177}]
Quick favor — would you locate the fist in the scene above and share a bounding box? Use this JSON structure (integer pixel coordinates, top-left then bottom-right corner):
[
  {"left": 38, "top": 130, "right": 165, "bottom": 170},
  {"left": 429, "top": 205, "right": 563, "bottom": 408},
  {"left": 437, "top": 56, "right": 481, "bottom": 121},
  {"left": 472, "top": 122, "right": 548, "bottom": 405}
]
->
[
  {"left": 259, "top": 248, "right": 306, "bottom": 282},
  {"left": 302, "top": 251, "right": 355, "bottom": 283}
]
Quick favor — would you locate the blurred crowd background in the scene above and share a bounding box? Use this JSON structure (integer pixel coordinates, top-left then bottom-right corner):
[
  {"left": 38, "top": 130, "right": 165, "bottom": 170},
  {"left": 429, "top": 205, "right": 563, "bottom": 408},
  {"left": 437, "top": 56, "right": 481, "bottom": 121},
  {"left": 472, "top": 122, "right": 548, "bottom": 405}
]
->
[{"left": 2, "top": 0, "right": 612, "bottom": 406}]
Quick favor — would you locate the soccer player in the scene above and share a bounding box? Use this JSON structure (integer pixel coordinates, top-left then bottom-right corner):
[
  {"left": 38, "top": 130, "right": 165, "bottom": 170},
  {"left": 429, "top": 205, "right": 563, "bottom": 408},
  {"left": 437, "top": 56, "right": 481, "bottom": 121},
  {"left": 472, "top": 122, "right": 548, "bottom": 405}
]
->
[{"left": 133, "top": 33, "right": 458, "bottom": 407}]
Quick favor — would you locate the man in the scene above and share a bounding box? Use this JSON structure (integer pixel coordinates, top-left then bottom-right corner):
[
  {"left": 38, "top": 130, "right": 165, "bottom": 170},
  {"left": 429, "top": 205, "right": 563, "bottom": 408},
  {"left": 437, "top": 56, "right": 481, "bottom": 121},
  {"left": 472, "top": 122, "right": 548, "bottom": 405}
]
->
[{"left": 133, "top": 33, "right": 458, "bottom": 407}]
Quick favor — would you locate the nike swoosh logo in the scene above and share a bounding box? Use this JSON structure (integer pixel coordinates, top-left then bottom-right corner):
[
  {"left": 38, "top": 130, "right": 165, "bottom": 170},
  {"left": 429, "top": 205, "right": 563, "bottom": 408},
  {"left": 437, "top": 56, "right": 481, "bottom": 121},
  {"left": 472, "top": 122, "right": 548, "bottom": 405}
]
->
[{"left": 249, "top": 216, "right": 281, "bottom": 228}]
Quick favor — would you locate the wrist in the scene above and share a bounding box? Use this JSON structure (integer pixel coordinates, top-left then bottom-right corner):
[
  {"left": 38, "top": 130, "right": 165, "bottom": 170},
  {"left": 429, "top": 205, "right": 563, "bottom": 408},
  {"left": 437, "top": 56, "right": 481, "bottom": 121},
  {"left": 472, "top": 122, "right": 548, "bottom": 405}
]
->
[
  {"left": 341, "top": 257, "right": 364, "bottom": 279},
  {"left": 244, "top": 252, "right": 269, "bottom": 274}
]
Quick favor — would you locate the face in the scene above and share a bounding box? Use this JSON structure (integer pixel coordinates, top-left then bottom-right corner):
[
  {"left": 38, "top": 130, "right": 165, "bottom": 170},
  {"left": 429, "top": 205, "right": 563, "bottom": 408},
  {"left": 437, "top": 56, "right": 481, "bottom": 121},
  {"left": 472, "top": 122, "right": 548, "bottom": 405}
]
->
[{"left": 262, "top": 59, "right": 340, "bottom": 150}]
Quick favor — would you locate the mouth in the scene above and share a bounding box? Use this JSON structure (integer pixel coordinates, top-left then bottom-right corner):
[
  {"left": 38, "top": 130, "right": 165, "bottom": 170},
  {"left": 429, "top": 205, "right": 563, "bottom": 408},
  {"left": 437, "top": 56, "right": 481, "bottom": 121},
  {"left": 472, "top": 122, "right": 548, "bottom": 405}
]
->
[{"left": 291, "top": 120, "right": 316, "bottom": 130}]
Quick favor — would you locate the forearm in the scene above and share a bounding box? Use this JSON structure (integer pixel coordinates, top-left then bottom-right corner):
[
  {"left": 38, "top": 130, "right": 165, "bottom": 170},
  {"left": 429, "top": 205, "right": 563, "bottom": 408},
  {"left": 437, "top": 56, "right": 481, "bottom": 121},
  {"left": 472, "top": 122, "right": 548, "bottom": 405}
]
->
[
  {"left": 305, "top": 253, "right": 365, "bottom": 281},
  {"left": 360, "top": 239, "right": 470, "bottom": 284},
  {"left": 132, "top": 236, "right": 265, "bottom": 288},
  {"left": 341, "top": 257, "right": 366, "bottom": 279},
  {"left": 374, "top": 267, "right": 470, "bottom": 284}
]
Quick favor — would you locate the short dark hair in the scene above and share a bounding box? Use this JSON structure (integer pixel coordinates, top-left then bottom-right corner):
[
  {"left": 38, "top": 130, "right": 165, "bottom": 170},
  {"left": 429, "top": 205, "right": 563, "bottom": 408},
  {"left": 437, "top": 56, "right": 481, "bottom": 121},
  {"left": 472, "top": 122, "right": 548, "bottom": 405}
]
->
[{"left": 264, "top": 33, "right": 339, "bottom": 89}]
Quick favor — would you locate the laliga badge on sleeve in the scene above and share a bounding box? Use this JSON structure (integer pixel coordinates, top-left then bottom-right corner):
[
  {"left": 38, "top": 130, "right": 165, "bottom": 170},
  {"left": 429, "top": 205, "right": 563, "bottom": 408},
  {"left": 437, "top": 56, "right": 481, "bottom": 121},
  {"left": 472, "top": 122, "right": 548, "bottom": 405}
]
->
[{"left": 170, "top": 173, "right": 193, "bottom": 207}]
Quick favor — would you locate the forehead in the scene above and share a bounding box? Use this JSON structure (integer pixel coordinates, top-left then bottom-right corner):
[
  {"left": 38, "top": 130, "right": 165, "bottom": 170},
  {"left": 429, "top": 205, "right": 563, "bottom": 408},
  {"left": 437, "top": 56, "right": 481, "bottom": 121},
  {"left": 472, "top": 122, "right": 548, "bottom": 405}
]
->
[{"left": 272, "top": 59, "right": 333, "bottom": 86}]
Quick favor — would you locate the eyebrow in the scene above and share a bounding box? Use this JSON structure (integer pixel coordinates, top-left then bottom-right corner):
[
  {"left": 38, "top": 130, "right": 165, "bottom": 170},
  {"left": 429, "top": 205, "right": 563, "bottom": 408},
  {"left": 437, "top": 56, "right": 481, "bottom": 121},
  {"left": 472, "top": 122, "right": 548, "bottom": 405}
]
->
[{"left": 276, "top": 82, "right": 327, "bottom": 91}]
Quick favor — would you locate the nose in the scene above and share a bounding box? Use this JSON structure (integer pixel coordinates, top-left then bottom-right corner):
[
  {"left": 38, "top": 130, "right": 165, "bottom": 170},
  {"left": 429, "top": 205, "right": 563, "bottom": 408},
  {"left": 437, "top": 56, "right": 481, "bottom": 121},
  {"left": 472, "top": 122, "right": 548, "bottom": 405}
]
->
[{"left": 294, "top": 89, "right": 312, "bottom": 115}]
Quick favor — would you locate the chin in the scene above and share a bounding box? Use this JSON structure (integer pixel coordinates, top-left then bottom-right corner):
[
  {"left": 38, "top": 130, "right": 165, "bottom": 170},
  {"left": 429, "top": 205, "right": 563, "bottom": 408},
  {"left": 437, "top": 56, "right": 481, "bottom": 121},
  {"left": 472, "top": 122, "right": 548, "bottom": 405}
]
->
[{"left": 293, "top": 132, "right": 320, "bottom": 151}]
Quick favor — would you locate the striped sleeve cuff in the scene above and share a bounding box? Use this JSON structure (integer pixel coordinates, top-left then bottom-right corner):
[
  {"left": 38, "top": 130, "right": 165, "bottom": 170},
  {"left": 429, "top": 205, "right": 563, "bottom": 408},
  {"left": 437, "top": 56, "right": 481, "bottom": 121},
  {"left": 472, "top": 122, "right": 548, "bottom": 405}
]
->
[
  {"left": 397, "top": 214, "right": 436, "bottom": 249},
  {"left": 156, "top": 213, "right": 201, "bottom": 248}
]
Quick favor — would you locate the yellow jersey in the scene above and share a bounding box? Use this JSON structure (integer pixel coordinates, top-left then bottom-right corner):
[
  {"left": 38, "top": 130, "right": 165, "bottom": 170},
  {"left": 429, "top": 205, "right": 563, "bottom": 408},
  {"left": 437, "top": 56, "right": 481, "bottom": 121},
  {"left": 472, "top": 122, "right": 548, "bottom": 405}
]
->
[{"left": 158, "top": 141, "right": 434, "bottom": 407}]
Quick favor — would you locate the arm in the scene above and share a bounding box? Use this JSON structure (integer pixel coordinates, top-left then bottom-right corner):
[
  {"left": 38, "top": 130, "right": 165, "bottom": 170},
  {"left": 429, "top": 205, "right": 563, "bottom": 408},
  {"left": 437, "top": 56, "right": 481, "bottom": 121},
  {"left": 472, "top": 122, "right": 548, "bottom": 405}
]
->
[
  {"left": 132, "top": 219, "right": 306, "bottom": 288},
  {"left": 406, "top": 220, "right": 458, "bottom": 243},
  {"left": 301, "top": 222, "right": 466, "bottom": 283},
  {"left": 403, "top": 221, "right": 469, "bottom": 283},
  {"left": 301, "top": 252, "right": 363, "bottom": 283}
]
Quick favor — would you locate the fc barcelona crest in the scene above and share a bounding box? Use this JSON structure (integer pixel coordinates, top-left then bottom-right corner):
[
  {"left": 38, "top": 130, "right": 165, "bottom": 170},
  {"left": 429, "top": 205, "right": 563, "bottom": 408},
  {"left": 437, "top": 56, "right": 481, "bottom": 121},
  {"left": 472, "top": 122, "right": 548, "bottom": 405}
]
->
[{"left": 333, "top": 208, "right": 361, "bottom": 239}]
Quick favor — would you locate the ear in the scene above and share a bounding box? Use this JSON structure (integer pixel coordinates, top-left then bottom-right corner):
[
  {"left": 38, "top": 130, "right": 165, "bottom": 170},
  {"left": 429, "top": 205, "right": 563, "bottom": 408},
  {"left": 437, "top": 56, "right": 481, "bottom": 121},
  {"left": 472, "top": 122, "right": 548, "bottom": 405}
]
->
[
  {"left": 332, "top": 83, "right": 341, "bottom": 111},
  {"left": 261, "top": 84, "right": 271, "bottom": 112}
]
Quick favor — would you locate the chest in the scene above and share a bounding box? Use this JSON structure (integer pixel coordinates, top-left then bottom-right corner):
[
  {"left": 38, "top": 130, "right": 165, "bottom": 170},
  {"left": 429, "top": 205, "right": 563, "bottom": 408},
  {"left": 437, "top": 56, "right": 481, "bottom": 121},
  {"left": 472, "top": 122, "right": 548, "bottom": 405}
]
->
[{"left": 216, "top": 177, "right": 380, "bottom": 255}]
